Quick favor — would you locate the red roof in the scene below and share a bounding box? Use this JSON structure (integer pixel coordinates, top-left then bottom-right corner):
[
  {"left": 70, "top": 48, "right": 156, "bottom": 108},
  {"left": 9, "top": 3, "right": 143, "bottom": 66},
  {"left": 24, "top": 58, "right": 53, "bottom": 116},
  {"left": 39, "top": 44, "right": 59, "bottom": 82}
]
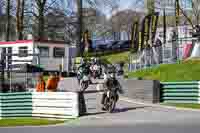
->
[
  {"left": 0, "top": 39, "right": 68, "bottom": 45},
  {"left": 0, "top": 40, "right": 33, "bottom": 45}
]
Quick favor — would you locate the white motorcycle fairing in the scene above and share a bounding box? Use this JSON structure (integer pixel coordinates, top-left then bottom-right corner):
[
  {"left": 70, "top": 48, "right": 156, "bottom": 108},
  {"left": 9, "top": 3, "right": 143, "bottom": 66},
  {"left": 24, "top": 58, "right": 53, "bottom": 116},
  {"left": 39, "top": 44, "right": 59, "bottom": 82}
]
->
[{"left": 82, "top": 75, "right": 89, "bottom": 81}]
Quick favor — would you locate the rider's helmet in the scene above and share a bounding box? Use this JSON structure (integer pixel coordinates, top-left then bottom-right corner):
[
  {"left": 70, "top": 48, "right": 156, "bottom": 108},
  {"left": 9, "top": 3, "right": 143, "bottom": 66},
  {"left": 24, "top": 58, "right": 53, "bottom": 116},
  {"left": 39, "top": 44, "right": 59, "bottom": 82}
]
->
[
  {"left": 106, "top": 65, "right": 116, "bottom": 79},
  {"left": 110, "top": 72, "right": 115, "bottom": 79}
]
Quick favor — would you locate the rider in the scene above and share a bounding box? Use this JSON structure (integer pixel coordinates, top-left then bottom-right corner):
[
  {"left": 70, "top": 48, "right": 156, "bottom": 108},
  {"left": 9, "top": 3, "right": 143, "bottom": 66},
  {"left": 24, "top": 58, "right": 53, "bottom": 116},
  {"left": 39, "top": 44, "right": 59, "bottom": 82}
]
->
[
  {"left": 77, "top": 58, "right": 90, "bottom": 84},
  {"left": 90, "top": 57, "right": 101, "bottom": 77},
  {"left": 101, "top": 65, "right": 124, "bottom": 110}
]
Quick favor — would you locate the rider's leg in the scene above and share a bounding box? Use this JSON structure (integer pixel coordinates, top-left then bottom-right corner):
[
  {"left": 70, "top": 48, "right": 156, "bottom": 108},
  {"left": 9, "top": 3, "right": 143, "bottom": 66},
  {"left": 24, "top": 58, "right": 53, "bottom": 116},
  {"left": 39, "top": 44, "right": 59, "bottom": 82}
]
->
[
  {"left": 116, "top": 93, "right": 119, "bottom": 102},
  {"left": 101, "top": 93, "right": 107, "bottom": 104},
  {"left": 101, "top": 93, "right": 107, "bottom": 110}
]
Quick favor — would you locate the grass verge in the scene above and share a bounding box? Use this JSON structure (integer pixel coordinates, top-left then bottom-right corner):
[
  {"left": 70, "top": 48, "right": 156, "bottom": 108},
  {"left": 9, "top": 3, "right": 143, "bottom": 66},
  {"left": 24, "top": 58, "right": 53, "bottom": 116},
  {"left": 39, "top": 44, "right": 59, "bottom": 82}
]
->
[
  {"left": 162, "top": 103, "right": 200, "bottom": 109},
  {"left": 128, "top": 59, "right": 200, "bottom": 81},
  {"left": 100, "top": 51, "right": 130, "bottom": 64},
  {"left": 0, "top": 118, "right": 65, "bottom": 127}
]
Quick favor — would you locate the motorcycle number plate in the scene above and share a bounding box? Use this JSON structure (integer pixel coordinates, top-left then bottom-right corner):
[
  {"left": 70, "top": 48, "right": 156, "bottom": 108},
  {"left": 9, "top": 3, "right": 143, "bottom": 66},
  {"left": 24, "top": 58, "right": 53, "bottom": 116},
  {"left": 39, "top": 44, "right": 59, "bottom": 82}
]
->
[{"left": 107, "top": 91, "right": 110, "bottom": 97}]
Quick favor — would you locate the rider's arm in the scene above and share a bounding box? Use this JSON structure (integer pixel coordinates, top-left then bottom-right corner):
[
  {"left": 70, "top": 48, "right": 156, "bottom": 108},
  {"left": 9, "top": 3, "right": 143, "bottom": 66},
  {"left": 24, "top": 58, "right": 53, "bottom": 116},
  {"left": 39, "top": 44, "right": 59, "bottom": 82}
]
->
[
  {"left": 116, "top": 80, "right": 124, "bottom": 94},
  {"left": 103, "top": 79, "right": 109, "bottom": 91}
]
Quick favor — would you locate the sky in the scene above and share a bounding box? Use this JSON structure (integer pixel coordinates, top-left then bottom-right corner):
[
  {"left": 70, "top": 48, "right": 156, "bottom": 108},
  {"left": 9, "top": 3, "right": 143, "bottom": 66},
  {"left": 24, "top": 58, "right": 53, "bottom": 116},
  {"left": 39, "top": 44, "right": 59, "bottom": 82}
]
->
[
  {"left": 52, "top": 0, "right": 145, "bottom": 17},
  {"left": 0, "top": 5, "right": 2, "bottom": 16},
  {"left": 119, "top": 0, "right": 139, "bottom": 10},
  {"left": 106, "top": 0, "right": 145, "bottom": 18}
]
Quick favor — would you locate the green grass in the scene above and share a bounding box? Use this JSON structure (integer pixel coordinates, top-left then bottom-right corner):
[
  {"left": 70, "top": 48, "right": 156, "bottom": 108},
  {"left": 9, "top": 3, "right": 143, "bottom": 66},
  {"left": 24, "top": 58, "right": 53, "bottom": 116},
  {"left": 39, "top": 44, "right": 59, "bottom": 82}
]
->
[
  {"left": 100, "top": 51, "right": 131, "bottom": 64},
  {"left": 75, "top": 51, "right": 136, "bottom": 74},
  {"left": 100, "top": 51, "right": 134, "bottom": 74},
  {"left": 162, "top": 103, "right": 200, "bottom": 109},
  {"left": 128, "top": 59, "right": 200, "bottom": 82},
  {"left": 75, "top": 51, "right": 134, "bottom": 66},
  {"left": 0, "top": 118, "right": 65, "bottom": 127}
]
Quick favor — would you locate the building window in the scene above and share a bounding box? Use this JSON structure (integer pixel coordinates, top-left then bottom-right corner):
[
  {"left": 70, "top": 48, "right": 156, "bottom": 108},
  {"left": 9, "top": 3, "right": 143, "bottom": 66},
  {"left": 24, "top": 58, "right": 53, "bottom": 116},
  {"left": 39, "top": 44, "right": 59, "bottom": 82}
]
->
[
  {"left": 18, "top": 46, "right": 28, "bottom": 57},
  {"left": 53, "top": 47, "right": 65, "bottom": 58},
  {"left": 38, "top": 46, "right": 49, "bottom": 57}
]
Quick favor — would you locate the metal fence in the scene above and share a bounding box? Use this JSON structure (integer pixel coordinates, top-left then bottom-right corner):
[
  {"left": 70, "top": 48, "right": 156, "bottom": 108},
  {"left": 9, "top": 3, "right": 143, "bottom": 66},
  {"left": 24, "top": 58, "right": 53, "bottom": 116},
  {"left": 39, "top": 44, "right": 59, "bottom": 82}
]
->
[{"left": 128, "top": 37, "right": 198, "bottom": 71}]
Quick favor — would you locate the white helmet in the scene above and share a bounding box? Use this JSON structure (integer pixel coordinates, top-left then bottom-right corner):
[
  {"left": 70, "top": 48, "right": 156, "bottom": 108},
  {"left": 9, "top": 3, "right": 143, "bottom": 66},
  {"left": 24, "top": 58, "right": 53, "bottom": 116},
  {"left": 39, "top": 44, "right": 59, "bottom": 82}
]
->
[{"left": 110, "top": 73, "right": 115, "bottom": 79}]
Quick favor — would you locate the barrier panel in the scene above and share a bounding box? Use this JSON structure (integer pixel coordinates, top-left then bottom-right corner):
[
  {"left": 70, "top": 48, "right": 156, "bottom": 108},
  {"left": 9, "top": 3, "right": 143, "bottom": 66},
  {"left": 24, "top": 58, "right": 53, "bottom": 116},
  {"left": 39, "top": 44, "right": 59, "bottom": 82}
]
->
[
  {"left": 0, "top": 92, "right": 32, "bottom": 119},
  {"left": 32, "top": 92, "right": 79, "bottom": 119},
  {"left": 160, "top": 81, "right": 200, "bottom": 103},
  {"left": 119, "top": 79, "right": 160, "bottom": 103},
  {"left": 0, "top": 92, "right": 79, "bottom": 119}
]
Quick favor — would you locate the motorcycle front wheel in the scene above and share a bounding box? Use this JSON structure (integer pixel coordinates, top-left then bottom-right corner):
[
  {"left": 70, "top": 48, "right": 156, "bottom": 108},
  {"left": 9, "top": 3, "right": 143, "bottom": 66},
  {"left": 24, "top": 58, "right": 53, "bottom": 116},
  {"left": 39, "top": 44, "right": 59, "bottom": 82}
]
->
[
  {"left": 80, "top": 81, "right": 89, "bottom": 92},
  {"left": 108, "top": 97, "right": 116, "bottom": 113}
]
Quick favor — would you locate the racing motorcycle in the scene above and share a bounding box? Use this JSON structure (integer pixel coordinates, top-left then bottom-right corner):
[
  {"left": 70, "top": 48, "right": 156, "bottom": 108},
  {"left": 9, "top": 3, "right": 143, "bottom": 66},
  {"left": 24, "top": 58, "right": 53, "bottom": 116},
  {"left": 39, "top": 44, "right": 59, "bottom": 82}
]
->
[{"left": 103, "top": 87, "right": 118, "bottom": 113}]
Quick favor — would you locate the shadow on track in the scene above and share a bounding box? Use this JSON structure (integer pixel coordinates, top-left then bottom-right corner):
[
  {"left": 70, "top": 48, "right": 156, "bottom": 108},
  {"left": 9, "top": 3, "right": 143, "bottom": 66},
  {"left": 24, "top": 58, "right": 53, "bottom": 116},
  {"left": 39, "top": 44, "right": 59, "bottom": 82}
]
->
[
  {"left": 84, "top": 106, "right": 149, "bottom": 117},
  {"left": 85, "top": 112, "right": 106, "bottom": 116},
  {"left": 112, "top": 106, "right": 149, "bottom": 113}
]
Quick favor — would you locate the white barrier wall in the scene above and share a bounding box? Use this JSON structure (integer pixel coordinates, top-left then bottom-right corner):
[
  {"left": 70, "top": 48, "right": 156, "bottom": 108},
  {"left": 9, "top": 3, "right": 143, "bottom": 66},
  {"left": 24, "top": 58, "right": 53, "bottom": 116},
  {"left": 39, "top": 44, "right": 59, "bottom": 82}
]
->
[
  {"left": 0, "top": 92, "right": 79, "bottom": 119},
  {"left": 32, "top": 92, "right": 79, "bottom": 119}
]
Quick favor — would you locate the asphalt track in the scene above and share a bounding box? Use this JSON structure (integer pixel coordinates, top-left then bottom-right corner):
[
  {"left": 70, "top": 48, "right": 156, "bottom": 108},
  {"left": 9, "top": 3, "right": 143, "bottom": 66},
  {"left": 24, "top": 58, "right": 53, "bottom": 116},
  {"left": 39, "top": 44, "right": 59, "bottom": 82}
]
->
[{"left": 1, "top": 78, "right": 200, "bottom": 133}]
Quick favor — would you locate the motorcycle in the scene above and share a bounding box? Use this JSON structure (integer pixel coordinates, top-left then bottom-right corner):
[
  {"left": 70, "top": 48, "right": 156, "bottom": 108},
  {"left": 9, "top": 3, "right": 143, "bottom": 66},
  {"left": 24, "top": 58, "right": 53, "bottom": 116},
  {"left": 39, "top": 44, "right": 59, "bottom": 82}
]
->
[
  {"left": 103, "top": 88, "right": 118, "bottom": 113},
  {"left": 90, "top": 64, "right": 101, "bottom": 79},
  {"left": 80, "top": 74, "right": 90, "bottom": 92}
]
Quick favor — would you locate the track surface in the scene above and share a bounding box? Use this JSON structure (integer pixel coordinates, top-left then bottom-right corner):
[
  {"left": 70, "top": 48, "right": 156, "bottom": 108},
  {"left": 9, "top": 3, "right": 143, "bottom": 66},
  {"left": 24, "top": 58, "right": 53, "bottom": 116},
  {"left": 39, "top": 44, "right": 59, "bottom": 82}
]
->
[{"left": 1, "top": 78, "right": 200, "bottom": 133}]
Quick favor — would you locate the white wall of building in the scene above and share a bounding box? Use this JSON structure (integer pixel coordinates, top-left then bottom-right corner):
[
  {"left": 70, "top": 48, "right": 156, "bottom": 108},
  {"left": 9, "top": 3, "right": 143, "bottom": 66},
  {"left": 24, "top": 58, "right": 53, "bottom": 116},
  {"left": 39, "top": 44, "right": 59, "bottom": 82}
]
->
[{"left": 0, "top": 40, "right": 77, "bottom": 72}]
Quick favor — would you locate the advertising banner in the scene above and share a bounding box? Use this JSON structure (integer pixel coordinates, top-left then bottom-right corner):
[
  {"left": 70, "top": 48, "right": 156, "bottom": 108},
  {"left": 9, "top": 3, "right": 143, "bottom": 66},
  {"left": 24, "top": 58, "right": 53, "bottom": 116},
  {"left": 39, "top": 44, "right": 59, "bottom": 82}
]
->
[
  {"left": 131, "top": 21, "right": 139, "bottom": 51},
  {"left": 151, "top": 12, "right": 159, "bottom": 45},
  {"left": 140, "top": 14, "right": 151, "bottom": 51}
]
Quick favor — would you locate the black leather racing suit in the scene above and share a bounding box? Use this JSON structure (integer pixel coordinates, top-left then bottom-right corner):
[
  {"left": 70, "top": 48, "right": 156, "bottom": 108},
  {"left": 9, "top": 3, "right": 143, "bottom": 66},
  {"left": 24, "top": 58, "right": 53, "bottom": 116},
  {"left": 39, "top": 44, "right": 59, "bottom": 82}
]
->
[{"left": 101, "top": 78, "right": 123, "bottom": 105}]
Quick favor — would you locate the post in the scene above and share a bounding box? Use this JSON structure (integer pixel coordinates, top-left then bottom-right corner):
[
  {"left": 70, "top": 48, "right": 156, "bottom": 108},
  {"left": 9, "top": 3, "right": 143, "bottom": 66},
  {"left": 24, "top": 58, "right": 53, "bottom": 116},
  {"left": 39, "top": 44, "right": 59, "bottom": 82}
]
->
[
  {"left": 163, "top": 8, "right": 166, "bottom": 45},
  {"left": 37, "top": 53, "right": 40, "bottom": 67},
  {"left": 25, "top": 72, "right": 28, "bottom": 91},
  {"left": 62, "top": 57, "right": 64, "bottom": 72},
  {"left": 162, "top": 45, "right": 165, "bottom": 63},
  {"left": 0, "top": 53, "right": 5, "bottom": 92},
  {"left": 173, "top": 0, "right": 180, "bottom": 63},
  {"left": 9, "top": 66, "right": 12, "bottom": 92}
]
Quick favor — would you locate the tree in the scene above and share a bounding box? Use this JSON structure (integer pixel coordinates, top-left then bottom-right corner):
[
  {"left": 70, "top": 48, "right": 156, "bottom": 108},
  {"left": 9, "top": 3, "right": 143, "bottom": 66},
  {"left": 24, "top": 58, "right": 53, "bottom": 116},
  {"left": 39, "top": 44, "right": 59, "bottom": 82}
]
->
[
  {"left": 16, "top": 0, "right": 25, "bottom": 40},
  {"left": 76, "top": 0, "right": 83, "bottom": 54},
  {"left": 31, "top": 0, "right": 69, "bottom": 40},
  {"left": 6, "top": 0, "right": 11, "bottom": 41},
  {"left": 34, "top": 0, "right": 47, "bottom": 40},
  {"left": 83, "top": 0, "right": 120, "bottom": 38},
  {"left": 111, "top": 10, "right": 143, "bottom": 40}
]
